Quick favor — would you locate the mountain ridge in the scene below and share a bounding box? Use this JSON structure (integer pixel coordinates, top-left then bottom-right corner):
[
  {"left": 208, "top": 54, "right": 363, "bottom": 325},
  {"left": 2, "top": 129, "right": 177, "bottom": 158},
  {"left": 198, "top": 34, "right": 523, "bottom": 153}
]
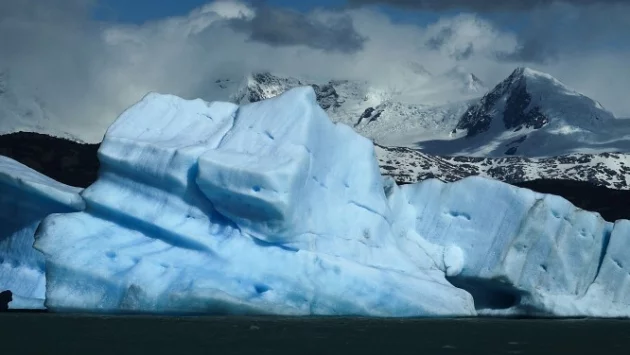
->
[{"left": 7, "top": 65, "right": 624, "bottom": 158}]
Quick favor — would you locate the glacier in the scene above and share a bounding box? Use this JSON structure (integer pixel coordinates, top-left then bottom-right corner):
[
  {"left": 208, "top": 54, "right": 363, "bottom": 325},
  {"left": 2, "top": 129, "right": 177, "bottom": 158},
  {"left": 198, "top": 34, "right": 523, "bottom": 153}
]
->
[
  {"left": 0, "top": 156, "right": 85, "bottom": 309},
  {"left": 3, "top": 86, "right": 630, "bottom": 317}
]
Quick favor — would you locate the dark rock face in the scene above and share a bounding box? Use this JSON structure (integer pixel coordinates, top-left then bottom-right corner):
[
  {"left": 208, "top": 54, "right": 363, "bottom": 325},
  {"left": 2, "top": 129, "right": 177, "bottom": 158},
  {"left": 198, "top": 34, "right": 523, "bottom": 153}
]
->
[
  {"left": 456, "top": 96, "right": 498, "bottom": 136},
  {"left": 243, "top": 73, "right": 343, "bottom": 112},
  {"left": 456, "top": 67, "right": 549, "bottom": 138},
  {"left": 503, "top": 81, "right": 547, "bottom": 130},
  {"left": 0, "top": 132, "right": 99, "bottom": 188},
  {"left": 355, "top": 106, "right": 384, "bottom": 127},
  {"left": 311, "top": 83, "right": 341, "bottom": 110},
  {"left": 246, "top": 72, "right": 297, "bottom": 103},
  {"left": 356, "top": 107, "right": 375, "bottom": 126}
]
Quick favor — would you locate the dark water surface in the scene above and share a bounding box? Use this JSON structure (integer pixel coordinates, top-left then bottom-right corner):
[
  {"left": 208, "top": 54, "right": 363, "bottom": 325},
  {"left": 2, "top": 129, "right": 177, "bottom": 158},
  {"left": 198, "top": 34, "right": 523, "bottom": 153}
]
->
[{"left": 1, "top": 313, "right": 629, "bottom": 355}]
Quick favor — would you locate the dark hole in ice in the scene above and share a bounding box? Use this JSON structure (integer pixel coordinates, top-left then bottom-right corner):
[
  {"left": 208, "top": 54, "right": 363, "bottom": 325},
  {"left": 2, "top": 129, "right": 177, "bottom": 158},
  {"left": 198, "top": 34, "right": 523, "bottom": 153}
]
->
[
  {"left": 254, "top": 284, "right": 271, "bottom": 294},
  {"left": 447, "top": 276, "right": 523, "bottom": 310}
]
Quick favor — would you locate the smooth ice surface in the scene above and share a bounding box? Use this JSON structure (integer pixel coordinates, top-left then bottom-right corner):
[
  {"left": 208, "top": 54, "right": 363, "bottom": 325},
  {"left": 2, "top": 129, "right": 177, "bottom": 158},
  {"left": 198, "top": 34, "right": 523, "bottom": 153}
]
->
[
  {"left": 34, "top": 88, "right": 475, "bottom": 316},
  {"left": 0, "top": 156, "right": 84, "bottom": 309}
]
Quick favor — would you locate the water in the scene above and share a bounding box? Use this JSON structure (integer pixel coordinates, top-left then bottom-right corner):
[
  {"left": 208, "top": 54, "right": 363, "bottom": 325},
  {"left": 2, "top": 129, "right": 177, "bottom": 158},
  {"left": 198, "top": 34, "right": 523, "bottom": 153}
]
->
[{"left": 1, "top": 313, "right": 629, "bottom": 355}]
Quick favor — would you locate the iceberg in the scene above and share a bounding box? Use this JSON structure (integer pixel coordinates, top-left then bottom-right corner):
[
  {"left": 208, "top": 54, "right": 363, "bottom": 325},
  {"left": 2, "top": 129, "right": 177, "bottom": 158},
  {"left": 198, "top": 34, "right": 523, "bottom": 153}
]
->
[
  {"left": 4, "top": 85, "right": 630, "bottom": 317},
  {"left": 0, "top": 156, "right": 85, "bottom": 309},
  {"left": 32, "top": 88, "right": 475, "bottom": 316},
  {"left": 399, "top": 177, "right": 628, "bottom": 316}
]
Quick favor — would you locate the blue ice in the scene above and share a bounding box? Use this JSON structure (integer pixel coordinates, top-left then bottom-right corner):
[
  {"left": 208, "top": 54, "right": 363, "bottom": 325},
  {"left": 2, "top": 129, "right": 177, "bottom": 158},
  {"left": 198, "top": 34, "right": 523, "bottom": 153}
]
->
[{"left": 0, "top": 156, "right": 84, "bottom": 309}]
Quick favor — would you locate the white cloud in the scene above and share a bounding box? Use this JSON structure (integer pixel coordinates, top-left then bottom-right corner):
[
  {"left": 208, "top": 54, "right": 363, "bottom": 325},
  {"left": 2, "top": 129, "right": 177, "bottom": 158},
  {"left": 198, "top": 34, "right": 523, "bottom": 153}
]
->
[{"left": 1, "top": 0, "right": 629, "bottom": 142}]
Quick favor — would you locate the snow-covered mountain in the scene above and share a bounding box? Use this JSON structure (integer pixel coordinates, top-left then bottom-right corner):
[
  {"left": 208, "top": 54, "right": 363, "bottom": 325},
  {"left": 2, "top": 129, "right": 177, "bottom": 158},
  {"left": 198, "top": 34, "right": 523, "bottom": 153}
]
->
[
  {"left": 458, "top": 67, "right": 615, "bottom": 136},
  {"left": 207, "top": 67, "right": 630, "bottom": 158},
  {"left": 414, "top": 67, "right": 630, "bottom": 157},
  {"left": 2, "top": 65, "right": 628, "bottom": 158},
  {"left": 5, "top": 65, "right": 630, "bottom": 190},
  {"left": 206, "top": 68, "right": 483, "bottom": 145}
]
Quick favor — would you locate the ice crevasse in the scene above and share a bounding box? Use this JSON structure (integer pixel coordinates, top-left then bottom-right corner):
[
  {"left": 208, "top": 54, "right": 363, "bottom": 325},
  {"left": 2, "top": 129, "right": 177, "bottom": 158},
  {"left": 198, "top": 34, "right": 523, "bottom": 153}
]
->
[{"left": 3, "top": 86, "right": 630, "bottom": 317}]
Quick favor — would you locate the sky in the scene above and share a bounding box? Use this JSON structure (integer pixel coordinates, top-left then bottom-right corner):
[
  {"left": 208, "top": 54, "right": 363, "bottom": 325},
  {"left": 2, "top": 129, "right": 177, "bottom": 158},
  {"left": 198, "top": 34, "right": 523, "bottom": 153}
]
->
[{"left": 1, "top": 0, "right": 629, "bottom": 141}]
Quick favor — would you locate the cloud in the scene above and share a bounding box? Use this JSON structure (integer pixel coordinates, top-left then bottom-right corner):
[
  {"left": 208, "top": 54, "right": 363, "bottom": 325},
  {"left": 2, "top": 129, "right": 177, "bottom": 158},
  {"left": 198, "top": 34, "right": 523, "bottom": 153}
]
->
[
  {"left": 495, "top": 2, "right": 630, "bottom": 64},
  {"left": 0, "top": 0, "right": 106, "bottom": 135},
  {"left": 454, "top": 44, "right": 474, "bottom": 60},
  {"left": 423, "top": 14, "right": 517, "bottom": 61},
  {"left": 227, "top": 6, "right": 367, "bottom": 53},
  {"left": 425, "top": 27, "right": 453, "bottom": 50},
  {"left": 347, "top": 0, "right": 629, "bottom": 11},
  {"left": 1, "top": 0, "right": 629, "bottom": 142}
]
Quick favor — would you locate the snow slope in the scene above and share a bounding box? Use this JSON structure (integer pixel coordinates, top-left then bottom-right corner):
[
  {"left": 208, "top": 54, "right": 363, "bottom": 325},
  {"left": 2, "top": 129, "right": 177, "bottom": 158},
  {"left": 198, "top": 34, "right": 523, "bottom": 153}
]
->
[
  {"left": 18, "top": 87, "right": 630, "bottom": 317},
  {"left": 0, "top": 156, "right": 84, "bottom": 309}
]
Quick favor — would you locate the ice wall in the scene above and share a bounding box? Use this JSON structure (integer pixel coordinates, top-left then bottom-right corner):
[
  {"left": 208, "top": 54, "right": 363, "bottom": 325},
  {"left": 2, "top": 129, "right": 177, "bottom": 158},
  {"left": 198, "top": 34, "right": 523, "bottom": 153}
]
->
[
  {"left": 400, "top": 177, "right": 630, "bottom": 316},
  {"left": 0, "top": 156, "right": 84, "bottom": 309}
]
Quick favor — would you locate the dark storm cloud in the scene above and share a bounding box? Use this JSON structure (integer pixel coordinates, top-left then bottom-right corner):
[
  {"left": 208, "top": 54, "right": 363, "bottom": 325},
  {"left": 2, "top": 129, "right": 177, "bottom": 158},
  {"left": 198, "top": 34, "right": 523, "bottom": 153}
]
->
[
  {"left": 495, "top": 2, "right": 630, "bottom": 63},
  {"left": 347, "top": 0, "right": 628, "bottom": 11},
  {"left": 227, "top": 6, "right": 367, "bottom": 53}
]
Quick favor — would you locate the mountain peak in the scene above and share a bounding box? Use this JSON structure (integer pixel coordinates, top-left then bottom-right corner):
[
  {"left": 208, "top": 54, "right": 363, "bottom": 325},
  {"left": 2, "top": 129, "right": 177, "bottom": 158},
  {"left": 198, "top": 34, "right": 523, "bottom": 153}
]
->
[
  {"left": 230, "top": 71, "right": 343, "bottom": 110},
  {"left": 509, "top": 67, "right": 563, "bottom": 86},
  {"left": 511, "top": 66, "right": 539, "bottom": 77},
  {"left": 441, "top": 66, "right": 486, "bottom": 94},
  {"left": 455, "top": 66, "right": 615, "bottom": 141},
  {"left": 227, "top": 72, "right": 303, "bottom": 104}
]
